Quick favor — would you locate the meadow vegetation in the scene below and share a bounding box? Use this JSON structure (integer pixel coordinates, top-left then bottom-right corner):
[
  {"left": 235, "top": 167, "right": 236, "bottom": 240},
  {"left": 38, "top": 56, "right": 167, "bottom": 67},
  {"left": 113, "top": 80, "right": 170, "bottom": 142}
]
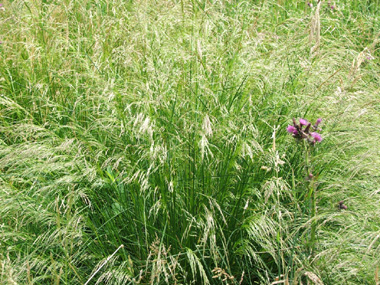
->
[{"left": 0, "top": 0, "right": 379, "bottom": 284}]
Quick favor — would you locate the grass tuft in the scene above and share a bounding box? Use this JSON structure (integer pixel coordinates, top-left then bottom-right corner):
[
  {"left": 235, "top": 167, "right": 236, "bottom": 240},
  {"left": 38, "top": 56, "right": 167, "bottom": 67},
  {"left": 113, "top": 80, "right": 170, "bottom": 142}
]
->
[{"left": 1, "top": 0, "right": 379, "bottom": 283}]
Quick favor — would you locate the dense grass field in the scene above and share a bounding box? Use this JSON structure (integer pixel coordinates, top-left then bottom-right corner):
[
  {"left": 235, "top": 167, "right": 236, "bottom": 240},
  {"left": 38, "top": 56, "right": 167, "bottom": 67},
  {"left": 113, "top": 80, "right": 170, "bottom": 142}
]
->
[{"left": 1, "top": 0, "right": 380, "bottom": 284}]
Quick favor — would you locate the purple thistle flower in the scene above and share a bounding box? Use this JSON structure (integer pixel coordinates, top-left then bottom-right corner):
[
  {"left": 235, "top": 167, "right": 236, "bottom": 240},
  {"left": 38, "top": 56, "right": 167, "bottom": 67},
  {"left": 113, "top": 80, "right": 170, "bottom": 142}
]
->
[
  {"left": 339, "top": 201, "right": 347, "bottom": 210},
  {"left": 311, "top": 132, "right": 322, "bottom": 142},
  {"left": 299, "top": 118, "right": 308, "bottom": 126},
  {"left": 312, "top": 118, "right": 323, "bottom": 132},
  {"left": 287, "top": 125, "right": 298, "bottom": 135},
  {"left": 287, "top": 117, "right": 323, "bottom": 145},
  {"left": 331, "top": 5, "right": 335, "bottom": 10}
]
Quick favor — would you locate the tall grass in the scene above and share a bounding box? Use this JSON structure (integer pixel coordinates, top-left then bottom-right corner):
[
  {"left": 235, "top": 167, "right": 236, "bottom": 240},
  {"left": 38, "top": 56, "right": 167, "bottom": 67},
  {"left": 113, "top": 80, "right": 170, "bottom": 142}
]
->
[{"left": 1, "top": 0, "right": 379, "bottom": 284}]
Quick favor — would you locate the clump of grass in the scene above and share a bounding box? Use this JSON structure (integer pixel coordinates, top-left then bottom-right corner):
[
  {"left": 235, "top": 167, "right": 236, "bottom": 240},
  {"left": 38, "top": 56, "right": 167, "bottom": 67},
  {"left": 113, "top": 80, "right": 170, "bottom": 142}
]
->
[{"left": 1, "top": 0, "right": 379, "bottom": 284}]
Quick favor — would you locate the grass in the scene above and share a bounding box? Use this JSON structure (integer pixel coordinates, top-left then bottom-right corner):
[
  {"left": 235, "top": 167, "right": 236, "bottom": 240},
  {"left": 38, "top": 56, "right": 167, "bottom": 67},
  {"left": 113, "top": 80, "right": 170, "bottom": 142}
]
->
[{"left": 0, "top": 0, "right": 379, "bottom": 284}]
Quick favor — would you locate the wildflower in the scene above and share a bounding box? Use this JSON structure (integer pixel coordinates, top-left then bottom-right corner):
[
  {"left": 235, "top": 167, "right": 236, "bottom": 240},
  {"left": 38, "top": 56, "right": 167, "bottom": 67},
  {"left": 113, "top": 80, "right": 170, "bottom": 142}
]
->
[
  {"left": 338, "top": 201, "right": 347, "bottom": 210},
  {"left": 306, "top": 173, "right": 314, "bottom": 181},
  {"left": 287, "top": 125, "right": 298, "bottom": 135},
  {"left": 307, "top": 2, "right": 313, "bottom": 8},
  {"left": 311, "top": 132, "right": 322, "bottom": 142},
  {"left": 299, "top": 118, "right": 308, "bottom": 126},
  {"left": 287, "top": 118, "right": 323, "bottom": 144}
]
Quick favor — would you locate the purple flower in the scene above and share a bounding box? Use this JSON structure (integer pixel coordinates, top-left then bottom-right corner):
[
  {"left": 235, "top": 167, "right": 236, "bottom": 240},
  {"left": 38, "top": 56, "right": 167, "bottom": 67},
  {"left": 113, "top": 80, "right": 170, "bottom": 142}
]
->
[
  {"left": 306, "top": 173, "right": 314, "bottom": 181},
  {"left": 287, "top": 125, "right": 298, "bottom": 135},
  {"left": 299, "top": 118, "right": 308, "bottom": 126},
  {"left": 307, "top": 2, "right": 313, "bottom": 8},
  {"left": 311, "top": 132, "right": 322, "bottom": 142},
  {"left": 331, "top": 5, "right": 335, "bottom": 10},
  {"left": 339, "top": 201, "right": 347, "bottom": 210},
  {"left": 0, "top": 4, "right": 3, "bottom": 7},
  {"left": 314, "top": 118, "right": 322, "bottom": 128},
  {"left": 287, "top": 117, "right": 324, "bottom": 145}
]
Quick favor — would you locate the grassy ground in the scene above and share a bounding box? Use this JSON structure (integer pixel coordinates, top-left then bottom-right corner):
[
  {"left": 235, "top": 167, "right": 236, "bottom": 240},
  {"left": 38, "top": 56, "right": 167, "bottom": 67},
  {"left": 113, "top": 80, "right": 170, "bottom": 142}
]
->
[{"left": 0, "top": 0, "right": 379, "bottom": 284}]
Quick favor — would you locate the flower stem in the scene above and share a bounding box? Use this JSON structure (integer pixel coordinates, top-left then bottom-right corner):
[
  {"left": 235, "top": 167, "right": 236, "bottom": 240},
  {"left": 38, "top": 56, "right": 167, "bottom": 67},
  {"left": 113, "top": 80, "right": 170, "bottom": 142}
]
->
[
  {"left": 310, "top": 177, "right": 317, "bottom": 254},
  {"left": 304, "top": 140, "right": 316, "bottom": 254}
]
